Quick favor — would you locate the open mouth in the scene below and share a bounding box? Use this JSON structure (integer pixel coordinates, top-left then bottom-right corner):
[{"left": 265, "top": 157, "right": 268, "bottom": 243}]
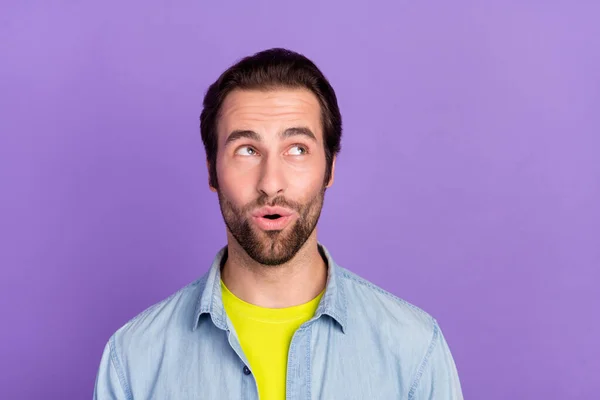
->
[
  {"left": 262, "top": 214, "right": 282, "bottom": 220},
  {"left": 251, "top": 208, "right": 294, "bottom": 231}
]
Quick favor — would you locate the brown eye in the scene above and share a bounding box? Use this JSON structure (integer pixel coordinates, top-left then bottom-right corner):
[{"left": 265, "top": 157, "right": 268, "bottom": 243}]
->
[
  {"left": 235, "top": 146, "right": 257, "bottom": 156},
  {"left": 288, "top": 145, "right": 308, "bottom": 156}
]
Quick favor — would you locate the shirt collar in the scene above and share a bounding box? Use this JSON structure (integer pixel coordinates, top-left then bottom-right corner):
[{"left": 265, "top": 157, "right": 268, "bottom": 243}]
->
[{"left": 192, "top": 243, "right": 347, "bottom": 334}]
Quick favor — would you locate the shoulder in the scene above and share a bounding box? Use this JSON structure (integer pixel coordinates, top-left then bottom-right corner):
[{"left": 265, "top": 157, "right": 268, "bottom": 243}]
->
[
  {"left": 108, "top": 273, "right": 209, "bottom": 353},
  {"left": 335, "top": 267, "right": 459, "bottom": 397},
  {"left": 337, "top": 266, "right": 438, "bottom": 343}
]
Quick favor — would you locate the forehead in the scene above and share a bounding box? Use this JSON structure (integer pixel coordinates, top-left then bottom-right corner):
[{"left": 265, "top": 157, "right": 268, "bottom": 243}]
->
[{"left": 218, "top": 88, "right": 322, "bottom": 138}]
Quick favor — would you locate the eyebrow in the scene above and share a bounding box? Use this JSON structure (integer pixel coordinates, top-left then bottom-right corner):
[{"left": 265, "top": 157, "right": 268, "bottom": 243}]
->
[{"left": 224, "top": 127, "right": 317, "bottom": 147}]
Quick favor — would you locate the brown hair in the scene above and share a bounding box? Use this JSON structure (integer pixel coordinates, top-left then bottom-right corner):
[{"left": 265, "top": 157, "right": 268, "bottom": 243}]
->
[{"left": 200, "top": 48, "right": 342, "bottom": 189}]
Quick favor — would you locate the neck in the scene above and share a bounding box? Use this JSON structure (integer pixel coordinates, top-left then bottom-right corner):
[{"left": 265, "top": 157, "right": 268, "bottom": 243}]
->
[{"left": 221, "top": 230, "right": 327, "bottom": 308}]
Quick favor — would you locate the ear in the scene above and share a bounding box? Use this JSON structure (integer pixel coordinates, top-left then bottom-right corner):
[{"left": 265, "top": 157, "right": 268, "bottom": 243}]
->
[
  {"left": 207, "top": 160, "right": 217, "bottom": 192},
  {"left": 325, "top": 156, "right": 336, "bottom": 188}
]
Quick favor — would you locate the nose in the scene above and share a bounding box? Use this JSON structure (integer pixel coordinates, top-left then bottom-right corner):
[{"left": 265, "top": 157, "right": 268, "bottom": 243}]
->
[{"left": 257, "top": 154, "right": 286, "bottom": 198}]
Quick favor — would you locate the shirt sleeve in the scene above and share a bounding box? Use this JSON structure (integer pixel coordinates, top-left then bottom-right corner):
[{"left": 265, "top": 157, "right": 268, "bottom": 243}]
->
[
  {"left": 93, "top": 337, "right": 129, "bottom": 400},
  {"left": 409, "top": 321, "right": 464, "bottom": 400}
]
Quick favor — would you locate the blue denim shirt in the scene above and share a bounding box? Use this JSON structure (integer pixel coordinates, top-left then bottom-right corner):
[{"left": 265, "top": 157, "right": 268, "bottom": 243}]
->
[{"left": 94, "top": 245, "right": 463, "bottom": 399}]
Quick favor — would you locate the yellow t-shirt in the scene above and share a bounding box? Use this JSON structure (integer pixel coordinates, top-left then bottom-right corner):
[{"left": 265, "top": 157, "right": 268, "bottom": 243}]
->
[{"left": 221, "top": 280, "right": 323, "bottom": 400}]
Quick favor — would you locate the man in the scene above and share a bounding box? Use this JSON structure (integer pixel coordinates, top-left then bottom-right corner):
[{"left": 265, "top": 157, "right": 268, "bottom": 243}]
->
[{"left": 94, "top": 48, "right": 463, "bottom": 399}]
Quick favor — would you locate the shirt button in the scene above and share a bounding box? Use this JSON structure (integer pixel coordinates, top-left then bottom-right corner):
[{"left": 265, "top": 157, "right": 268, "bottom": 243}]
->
[{"left": 243, "top": 365, "right": 251, "bottom": 375}]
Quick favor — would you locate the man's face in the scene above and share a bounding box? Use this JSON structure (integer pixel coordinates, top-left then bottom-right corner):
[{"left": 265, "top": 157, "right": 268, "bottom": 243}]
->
[{"left": 213, "top": 88, "right": 333, "bottom": 266}]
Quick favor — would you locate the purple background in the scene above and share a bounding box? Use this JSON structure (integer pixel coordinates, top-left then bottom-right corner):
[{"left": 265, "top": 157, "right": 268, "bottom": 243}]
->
[{"left": 1, "top": 1, "right": 599, "bottom": 399}]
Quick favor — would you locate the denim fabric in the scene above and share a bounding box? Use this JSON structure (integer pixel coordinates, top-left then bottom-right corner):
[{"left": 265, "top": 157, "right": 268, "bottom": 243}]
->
[{"left": 94, "top": 244, "right": 463, "bottom": 399}]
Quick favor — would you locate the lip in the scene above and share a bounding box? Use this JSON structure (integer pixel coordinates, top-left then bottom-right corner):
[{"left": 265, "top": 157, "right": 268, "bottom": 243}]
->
[
  {"left": 251, "top": 206, "right": 294, "bottom": 218},
  {"left": 251, "top": 214, "right": 294, "bottom": 231},
  {"left": 250, "top": 206, "right": 296, "bottom": 231}
]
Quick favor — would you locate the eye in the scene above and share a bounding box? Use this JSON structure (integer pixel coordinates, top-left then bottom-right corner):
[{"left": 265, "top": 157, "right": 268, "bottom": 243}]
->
[
  {"left": 235, "top": 146, "right": 258, "bottom": 156},
  {"left": 287, "top": 145, "right": 308, "bottom": 156}
]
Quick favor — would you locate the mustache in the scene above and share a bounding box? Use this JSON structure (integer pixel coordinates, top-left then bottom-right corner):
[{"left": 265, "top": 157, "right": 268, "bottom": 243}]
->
[{"left": 242, "top": 195, "right": 301, "bottom": 213}]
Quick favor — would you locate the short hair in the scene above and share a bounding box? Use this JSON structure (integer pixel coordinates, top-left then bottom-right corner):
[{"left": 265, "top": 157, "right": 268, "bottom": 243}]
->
[{"left": 200, "top": 48, "right": 342, "bottom": 189}]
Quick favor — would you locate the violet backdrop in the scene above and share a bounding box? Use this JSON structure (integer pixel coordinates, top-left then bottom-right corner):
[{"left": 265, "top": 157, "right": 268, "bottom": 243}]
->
[{"left": 1, "top": 1, "right": 599, "bottom": 399}]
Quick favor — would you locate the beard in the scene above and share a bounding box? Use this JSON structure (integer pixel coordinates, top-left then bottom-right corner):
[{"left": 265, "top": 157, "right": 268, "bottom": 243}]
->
[{"left": 217, "top": 187, "right": 326, "bottom": 266}]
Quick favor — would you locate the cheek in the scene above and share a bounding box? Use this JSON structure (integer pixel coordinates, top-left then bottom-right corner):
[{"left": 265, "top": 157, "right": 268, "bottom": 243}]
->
[
  {"left": 288, "top": 171, "right": 324, "bottom": 201},
  {"left": 216, "top": 161, "right": 244, "bottom": 200}
]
